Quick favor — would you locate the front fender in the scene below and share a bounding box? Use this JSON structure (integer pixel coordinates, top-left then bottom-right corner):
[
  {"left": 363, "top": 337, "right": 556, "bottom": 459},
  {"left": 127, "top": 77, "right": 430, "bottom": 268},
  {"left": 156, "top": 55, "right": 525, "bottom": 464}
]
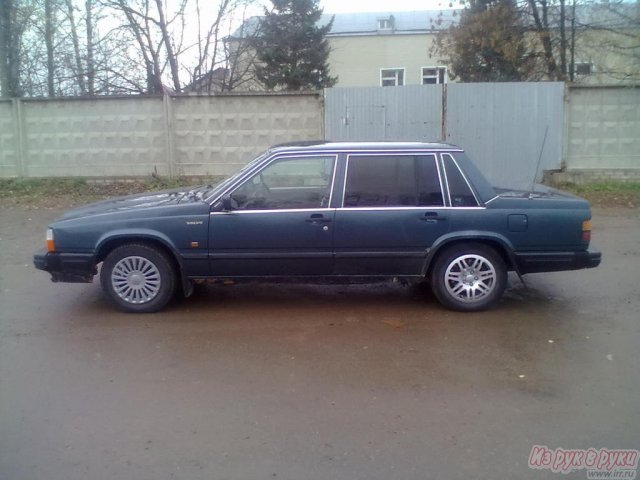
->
[
  {"left": 96, "top": 229, "right": 182, "bottom": 265},
  {"left": 95, "top": 229, "right": 195, "bottom": 295}
]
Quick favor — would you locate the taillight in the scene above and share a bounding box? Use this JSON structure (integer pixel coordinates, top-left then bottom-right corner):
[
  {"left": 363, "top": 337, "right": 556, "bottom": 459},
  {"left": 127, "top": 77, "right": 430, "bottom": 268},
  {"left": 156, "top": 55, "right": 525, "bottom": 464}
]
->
[
  {"left": 581, "top": 220, "right": 592, "bottom": 243},
  {"left": 46, "top": 228, "right": 55, "bottom": 252}
]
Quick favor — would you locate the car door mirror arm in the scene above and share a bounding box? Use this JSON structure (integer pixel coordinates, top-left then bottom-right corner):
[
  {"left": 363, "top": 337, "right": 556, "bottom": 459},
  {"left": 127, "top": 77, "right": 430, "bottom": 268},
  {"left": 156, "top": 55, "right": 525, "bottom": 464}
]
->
[{"left": 212, "top": 195, "right": 239, "bottom": 213}]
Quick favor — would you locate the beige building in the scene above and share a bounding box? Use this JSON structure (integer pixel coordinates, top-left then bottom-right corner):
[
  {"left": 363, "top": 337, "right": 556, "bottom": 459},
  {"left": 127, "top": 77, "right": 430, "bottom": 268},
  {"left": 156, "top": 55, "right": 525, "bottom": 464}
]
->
[
  {"left": 323, "top": 11, "right": 457, "bottom": 87},
  {"left": 218, "top": 6, "right": 639, "bottom": 92}
]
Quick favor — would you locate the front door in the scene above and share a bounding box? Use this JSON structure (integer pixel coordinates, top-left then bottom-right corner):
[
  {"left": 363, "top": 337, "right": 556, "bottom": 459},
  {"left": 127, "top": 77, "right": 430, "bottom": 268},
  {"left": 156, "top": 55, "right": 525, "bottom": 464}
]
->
[
  {"left": 333, "top": 153, "right": 450, "bottom": 276},
  {"left": 209, "top": 154, "right": 337, "bottom": 277}
]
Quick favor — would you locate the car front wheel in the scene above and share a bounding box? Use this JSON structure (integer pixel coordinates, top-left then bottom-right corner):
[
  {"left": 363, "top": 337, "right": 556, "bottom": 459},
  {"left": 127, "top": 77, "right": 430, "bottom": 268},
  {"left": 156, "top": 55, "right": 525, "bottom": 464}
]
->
[
  {"left": 430, "top": 243, "right": 507, "bottom": 311},
  {"left": 100, "top": 243, "right": 176, "bottom": 313}
]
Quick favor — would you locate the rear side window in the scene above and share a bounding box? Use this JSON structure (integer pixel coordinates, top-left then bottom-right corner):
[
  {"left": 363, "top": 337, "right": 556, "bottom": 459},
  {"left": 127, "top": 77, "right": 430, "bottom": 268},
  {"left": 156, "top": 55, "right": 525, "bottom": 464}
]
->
[
  {"left": 443, "top": 154, "right": 478, "bottom": 207},
  {"left": 344, "top": 154, "right": 443, "bottom": 207}
]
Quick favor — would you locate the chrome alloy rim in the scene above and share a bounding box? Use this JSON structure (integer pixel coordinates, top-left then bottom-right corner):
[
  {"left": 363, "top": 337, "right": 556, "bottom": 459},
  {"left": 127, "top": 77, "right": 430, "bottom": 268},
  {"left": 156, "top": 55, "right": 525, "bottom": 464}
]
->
[
  {"left": 444, "top": 254, "right": 497, "bottom": 303},
  {"left": 111, "top": 256, "right": 161, "bottom": 304}
]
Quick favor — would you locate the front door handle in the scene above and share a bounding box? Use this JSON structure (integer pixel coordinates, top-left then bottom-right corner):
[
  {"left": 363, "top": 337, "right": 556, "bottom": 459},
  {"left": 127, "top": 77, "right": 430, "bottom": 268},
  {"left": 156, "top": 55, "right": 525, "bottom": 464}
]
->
[
  {"left": 305, "top": 213, "right": 332, "bottom": 224},
  {"left": 421, "top": 212, "right": 447, "bottom": 223}
]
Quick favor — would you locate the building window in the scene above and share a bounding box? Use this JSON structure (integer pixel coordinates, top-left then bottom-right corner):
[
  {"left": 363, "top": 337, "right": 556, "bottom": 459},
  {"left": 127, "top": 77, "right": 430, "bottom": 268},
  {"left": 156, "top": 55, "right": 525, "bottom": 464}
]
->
[
  {"left": 381, "top": 68, "right": 404, "bottom": 87},
  {"left": 422, "top": 66, "right": 447, "bottom": 84},
  {"left": 377, "top": 17, "right": 393, "bottom": 31},
  {"left": 574, "top": 62, "right": 593, "bottom": 76}
]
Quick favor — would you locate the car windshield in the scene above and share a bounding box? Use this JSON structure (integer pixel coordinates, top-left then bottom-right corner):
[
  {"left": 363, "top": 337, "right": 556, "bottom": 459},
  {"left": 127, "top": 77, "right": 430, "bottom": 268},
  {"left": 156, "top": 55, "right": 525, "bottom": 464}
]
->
[{"left": 203, "top": 151, "right": 270, "bottom": 201}]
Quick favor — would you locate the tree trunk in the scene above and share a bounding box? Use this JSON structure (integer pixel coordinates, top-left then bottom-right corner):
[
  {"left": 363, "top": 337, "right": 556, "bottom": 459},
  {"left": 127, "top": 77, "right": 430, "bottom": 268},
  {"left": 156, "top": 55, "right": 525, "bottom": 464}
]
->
[
  {"left": 0, "top": 0, "right": 12, "bottom": 97},
  {"left": 154, "top": 0, "right": 180, "bottom": 92},
  {"left": 559, "top": 0, "right": 567, "bottom": 79},
  {"left": 45, "top": 0, "right": 55, "bottom": 96},
  {"left": 65, "top": 0, "right": 86, "bottom": 94},
  {"left": 86, "top": 0, "right": 95, "bottom": 94},
  {"left": 569, "top": 0, "right": 576, "bottom": 82},
  {"left": 528, "top": 0, "right": 559, "bottom": 80}
]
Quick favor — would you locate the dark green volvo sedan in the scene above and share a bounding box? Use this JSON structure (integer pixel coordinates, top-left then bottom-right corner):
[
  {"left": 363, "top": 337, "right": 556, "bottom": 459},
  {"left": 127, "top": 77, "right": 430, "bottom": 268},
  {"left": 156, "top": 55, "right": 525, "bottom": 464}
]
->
[{"left": 34, "top": 142, "right": 601, "bottom": 313}]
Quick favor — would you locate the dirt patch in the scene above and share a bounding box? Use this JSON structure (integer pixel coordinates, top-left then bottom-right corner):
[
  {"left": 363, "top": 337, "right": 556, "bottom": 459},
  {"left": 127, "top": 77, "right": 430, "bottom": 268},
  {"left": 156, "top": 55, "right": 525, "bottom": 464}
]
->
[{"left": 550, "top": 182, "right": 640, "bottom": 208}]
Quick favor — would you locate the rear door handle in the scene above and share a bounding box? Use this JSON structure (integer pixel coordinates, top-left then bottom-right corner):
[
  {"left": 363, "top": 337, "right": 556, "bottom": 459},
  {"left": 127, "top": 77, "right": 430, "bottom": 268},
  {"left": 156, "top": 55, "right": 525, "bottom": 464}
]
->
[
  {"left": 421, "top": 212, "right": 447, "bottom": 223},
  {"left": 305, "top": 213, "right": 332, "bottom": 224}
]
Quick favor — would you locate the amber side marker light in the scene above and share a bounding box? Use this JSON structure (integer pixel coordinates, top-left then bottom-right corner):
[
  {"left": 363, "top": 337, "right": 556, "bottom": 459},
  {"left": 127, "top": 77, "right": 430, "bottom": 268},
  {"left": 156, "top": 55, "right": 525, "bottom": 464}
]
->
[
  {"left": 46, "top": 228, "right": 55, "bottom": 252},
  {"left": 582, "top": 220, "right": 592, "bottom": 243}
]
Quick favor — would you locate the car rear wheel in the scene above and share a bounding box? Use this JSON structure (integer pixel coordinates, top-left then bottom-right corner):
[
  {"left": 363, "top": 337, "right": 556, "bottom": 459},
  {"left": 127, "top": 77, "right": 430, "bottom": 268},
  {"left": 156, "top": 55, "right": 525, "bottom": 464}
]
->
[
  {"left": 100, "top": 244, "right": 176, "bottom": 313},
  {"left": 430, "top": 243, "right": 507, "bottom": 311}
]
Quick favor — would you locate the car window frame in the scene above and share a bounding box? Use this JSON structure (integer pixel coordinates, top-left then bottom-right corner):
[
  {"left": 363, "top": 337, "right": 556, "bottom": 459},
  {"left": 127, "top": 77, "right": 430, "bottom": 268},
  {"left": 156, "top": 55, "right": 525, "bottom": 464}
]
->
[
  {"left": 341, "top": 152, "right": 445, "bottom": 209},
  {"left": 218, "top": 153, "right": 339, "bottom": 212}
]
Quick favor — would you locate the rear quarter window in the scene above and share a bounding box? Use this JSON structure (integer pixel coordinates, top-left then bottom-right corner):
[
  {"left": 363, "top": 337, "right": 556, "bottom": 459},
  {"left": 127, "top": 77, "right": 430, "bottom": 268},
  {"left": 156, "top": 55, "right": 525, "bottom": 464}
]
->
[{"left": 443, "top": 154, "right": 479, "bottom": 207}]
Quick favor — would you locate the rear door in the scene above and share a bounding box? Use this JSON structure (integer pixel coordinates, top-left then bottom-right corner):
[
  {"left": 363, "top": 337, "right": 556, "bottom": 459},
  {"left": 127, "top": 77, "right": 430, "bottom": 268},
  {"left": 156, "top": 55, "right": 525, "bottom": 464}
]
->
[{"left": 333, "top": 153, "right": 450, "bottom": 276}]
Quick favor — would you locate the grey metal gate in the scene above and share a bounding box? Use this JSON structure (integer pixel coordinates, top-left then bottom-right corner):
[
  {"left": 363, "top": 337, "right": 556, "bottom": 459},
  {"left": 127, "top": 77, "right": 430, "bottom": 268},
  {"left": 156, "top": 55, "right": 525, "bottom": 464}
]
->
[{"left": 324, "top": 82, "right": 564, "bottom": 189}]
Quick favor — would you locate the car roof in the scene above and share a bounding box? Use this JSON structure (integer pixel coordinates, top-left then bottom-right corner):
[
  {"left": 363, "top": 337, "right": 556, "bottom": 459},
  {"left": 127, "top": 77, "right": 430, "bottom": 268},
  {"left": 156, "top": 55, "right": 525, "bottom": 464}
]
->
[{"left": 268, "top": 141, "right": 463, "bottom": 153}]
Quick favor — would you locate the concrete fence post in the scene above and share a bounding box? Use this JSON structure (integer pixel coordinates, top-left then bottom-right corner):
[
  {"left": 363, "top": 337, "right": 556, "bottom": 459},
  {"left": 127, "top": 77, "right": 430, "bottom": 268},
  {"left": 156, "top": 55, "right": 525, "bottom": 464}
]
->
[{"left": 162, "top": 93, "right": 176, "bottom": 178}]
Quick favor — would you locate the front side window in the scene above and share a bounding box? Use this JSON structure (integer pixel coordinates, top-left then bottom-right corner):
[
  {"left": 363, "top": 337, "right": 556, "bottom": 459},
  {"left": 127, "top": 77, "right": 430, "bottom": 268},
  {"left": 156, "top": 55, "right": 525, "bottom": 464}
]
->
[
  {"left": 381, "top": 68, "right": 404, "bottom": 87},
  {"left": 230, "top": 155, "right": 335, "bottom": 210},
  {"left": 422, "top": 66, "right": 447, "bottom": 85},
  {"left": 344, "top": 154, "right": 443, "bottom": 207},
  {"left": 443, "top": 154, "right": 478, "bottom": 207}
]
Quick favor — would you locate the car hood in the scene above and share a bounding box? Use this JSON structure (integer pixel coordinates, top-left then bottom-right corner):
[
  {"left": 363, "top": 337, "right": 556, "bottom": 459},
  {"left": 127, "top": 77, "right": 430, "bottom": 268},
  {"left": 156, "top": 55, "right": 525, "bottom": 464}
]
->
[{"left": 59, "top": 185, "right": 211, "bottom": 220}]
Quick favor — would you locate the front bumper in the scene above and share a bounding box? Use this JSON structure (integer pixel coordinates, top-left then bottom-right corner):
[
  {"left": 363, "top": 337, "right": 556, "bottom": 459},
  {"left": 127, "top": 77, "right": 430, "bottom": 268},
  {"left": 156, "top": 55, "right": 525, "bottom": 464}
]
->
[
  {"left": 33, "top": 249, "right": 96, "bottom": 283},
  {"left": 514, "top": 249, "right": 602, "bottom": 274}
]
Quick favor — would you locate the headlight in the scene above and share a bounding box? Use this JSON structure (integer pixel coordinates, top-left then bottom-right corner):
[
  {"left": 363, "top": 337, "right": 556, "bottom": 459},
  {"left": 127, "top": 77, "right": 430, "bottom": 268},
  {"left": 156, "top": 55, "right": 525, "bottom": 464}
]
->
[{"left": 46, "top": 228, "right": 55, "bottom": 252}]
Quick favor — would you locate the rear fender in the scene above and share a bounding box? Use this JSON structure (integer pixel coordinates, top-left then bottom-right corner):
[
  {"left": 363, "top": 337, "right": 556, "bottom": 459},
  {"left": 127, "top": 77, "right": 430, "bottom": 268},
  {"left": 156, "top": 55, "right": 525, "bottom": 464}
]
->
[{"left": 422, "top": 231, "right": 518, "bottom": 276}]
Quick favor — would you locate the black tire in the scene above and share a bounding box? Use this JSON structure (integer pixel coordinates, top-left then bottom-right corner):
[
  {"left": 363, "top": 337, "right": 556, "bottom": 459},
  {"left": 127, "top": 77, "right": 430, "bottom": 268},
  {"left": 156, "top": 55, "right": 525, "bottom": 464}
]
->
[
  {"left": 430, "top": 243, "right": 507, "bottom": 312},
  {"left": 100, "top": 243, "right": 177, "bottom": 313}
]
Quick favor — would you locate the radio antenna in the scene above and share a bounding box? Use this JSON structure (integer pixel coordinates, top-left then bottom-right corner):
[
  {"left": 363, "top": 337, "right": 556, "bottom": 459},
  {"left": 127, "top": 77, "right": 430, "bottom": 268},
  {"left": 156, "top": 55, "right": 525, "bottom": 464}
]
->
[{"left": 531, "top": 125, "right": 549, "bottom": 192}]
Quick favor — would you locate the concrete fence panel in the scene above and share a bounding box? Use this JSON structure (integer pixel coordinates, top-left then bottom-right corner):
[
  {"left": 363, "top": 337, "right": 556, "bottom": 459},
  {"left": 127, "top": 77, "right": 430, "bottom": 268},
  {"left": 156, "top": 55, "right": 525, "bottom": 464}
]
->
[
  {"left": 172, "top": 94, "right": 324, "bottom": 176},
  {"left": 20, "top": 97, "right": 167, "bottom": 177},
  {"left": 565, "top": 86, "right": 640, "bottom": 170},
  {"left": 0, "top": 93, "right": 323, "bottom": 179},
  {"left": 0, "top": 101, "right": 20, "bottom": 177}
]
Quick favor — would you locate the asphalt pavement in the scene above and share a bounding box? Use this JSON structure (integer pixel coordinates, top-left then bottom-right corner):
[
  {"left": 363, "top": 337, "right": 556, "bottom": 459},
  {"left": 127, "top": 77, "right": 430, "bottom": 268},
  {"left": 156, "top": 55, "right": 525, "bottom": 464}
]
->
[{"left": 1, "top": 205, "right": 638, "bottom": 480}]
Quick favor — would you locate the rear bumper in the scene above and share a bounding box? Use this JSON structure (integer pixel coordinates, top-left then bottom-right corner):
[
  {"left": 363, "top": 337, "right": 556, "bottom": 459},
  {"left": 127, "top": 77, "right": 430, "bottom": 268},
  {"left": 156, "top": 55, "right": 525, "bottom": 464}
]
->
[
  {"left": 514, "top": 249, "right": 601, "bottom": 274},
  {"left": 33, "top": 249, "right": 96, "bottom": 283}
]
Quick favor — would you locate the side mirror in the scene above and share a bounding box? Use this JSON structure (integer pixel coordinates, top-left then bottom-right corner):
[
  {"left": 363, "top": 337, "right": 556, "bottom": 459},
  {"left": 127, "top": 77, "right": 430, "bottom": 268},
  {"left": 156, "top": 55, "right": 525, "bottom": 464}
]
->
[{"left": 221, "top": 195, "right": 238, "bottom": 211}]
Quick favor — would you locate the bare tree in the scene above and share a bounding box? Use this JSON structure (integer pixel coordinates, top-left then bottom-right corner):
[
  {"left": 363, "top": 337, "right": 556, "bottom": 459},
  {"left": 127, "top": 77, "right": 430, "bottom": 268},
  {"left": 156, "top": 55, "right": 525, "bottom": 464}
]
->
[
  {"left": 44, "top": 0, "right": 57, "bottom": 95},
  {"left": 85, "top": 0, "right": 95, "bottom": 93},
  {"left": 154, "top": 0, "right": 181, "bottom": 91},
  {"left": 103, "top": 0, "right": 188, "bottom": 93},
  {"left": 0, "top": 0, "right": 20, "bottom": 97},
  {"left": 437, "top": 0, "right": 639, "bottom": 83},
  {"left": 2, "top": 0, "right": 266, "bottom": 97},
  {"left": 185, "top": 0, "right": 260, "bottom": 93},
  {"left": 64, "top": 0, "right": 86, "bottom": 94}
]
